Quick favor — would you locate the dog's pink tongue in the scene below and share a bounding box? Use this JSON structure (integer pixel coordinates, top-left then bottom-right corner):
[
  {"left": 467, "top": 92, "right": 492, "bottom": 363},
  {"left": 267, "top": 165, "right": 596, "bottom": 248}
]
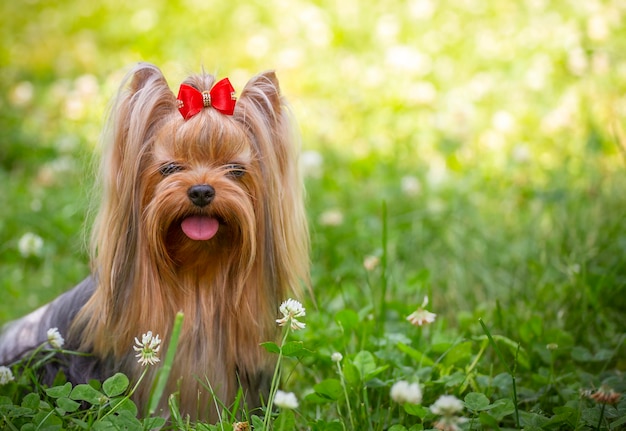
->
[{"left": 181, "top": 216, "right": 219, "bottom": 241}]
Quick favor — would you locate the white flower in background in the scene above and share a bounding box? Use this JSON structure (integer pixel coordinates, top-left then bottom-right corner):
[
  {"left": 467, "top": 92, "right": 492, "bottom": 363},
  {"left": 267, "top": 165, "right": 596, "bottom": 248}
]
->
[
  {"left": 406, "top": 81, "right": 437, "bottom": 105},
  {"left": 406, "top": 296, "right": 437, "bottom": 327},
  {"left": 0, "top": 366, "right": 15, "bottom": 385},
  {"left": 133, "top": 331, "right": 162, "bottom": 366},
  {"left": 433, "top": 415, "right": 468, "bottom": 431},
  {"left": 401, "top": 175, "right": 422, "bottom": 197},
  {"left": 511, "top": 144, "right": 531, "bottom": 164},
  {"left": 567, "top": 47, "right": 588, "bottom": 76},
  {"left": 426, "top": 157, "right": 448, "bottom": 188},
  {"left": 276, "top": 298, "right": 306, "bottom": 330},
  {"left": 492, "top": 110, "right": 515, "bottom": 133},
  {"left": 319, "top": 209, "right": 344, "bottom": 226},
  {"left": 10, "top": 81, "right": 34, "bottom": 107},
  {"left": 363, "top": 255, "right": 380, "bottom": 271},
  {"left": 47, "top": 327, "right": 65, "bottom": 349},
  {"left": 390, "top": 380, "right": 423, "bottom": 404},
  {"left": 274, "top": 390, "right": 299, "bottom": 409},
  {"left": 430, "top": 395, "right": 464, "bottom": 416},
  {"left": 409, "top": 0, "right": 435, "bottom": 20},
  {"left": 587, "top": 14, "right": 609, "bottom": 42},
  {"left": 331, "top": 352, "right": 343, "bottom": 362},
  {"left": 430, "top": 395, "right": 467, "bottom": 431},
  {"left": 299, "top": 150, "right": 324, "bottom": 178},
  {"left": 18, "top": 232, "right": 44, "bottom": 258}
]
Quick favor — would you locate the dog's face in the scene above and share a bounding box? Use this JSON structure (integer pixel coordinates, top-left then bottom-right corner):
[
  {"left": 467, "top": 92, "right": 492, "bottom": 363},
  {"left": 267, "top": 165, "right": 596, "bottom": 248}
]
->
[{"left": 142, "top": 110, "right": 260, "bottom": 270}]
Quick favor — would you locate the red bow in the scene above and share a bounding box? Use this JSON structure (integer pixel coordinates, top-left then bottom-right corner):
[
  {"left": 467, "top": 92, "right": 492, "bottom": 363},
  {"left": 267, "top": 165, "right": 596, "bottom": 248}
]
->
[{"left": 177, "top": 78, "right": 237, "bottom": 119}]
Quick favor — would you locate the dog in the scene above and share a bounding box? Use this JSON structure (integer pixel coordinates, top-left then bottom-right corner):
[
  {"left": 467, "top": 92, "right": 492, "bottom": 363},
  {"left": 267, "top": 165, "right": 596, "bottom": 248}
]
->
[{"left": 0, "top": 62, "right": 309, "bottom": 422}]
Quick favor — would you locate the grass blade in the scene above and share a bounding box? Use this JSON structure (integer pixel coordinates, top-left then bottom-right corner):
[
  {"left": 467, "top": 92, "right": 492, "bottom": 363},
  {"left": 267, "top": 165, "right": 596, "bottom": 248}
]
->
[
  {"left": 478, "top": 318, "right": 520, "bottom": 428},
  {"left": 148, "top": 311, "right": 184, "bottom": 416}
]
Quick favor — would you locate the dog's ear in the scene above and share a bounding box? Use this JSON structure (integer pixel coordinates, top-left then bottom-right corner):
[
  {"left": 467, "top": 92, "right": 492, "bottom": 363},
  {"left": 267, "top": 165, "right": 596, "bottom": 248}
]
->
[
  {"left": 129, "top": 63, "right": 167, "bottom": 93},
  {"left": 237, "top": 71, "right": 282, "bottom": 121},
  {"left": 106, "top": 63, "right": 175, "bottom": 173},
  {"left": 116, "top": 63, "right": 175, "bottom": 139},
  {"left": 92, "top": 63, "right": 176, "bottom": 312}
]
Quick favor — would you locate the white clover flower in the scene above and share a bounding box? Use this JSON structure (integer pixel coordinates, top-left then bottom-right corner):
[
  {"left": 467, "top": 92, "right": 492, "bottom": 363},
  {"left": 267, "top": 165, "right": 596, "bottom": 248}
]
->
[
  {"left": 133, "top": 331, "right": 161, "bottom": 366},
  {"left": 433, "top": 415, "right": 468, "bottom": 431},
  {"left": 406, "top": 296, "right": 437, "bottom": 327},
  {"left": 430, "top": 395, "right": 465, "bottom": 416},
  {"left": 319, "top": 209, "right": 344, "bottom": 226},
  {"left": 331, "top": 352, "right": 343, "bottom": 363},
  {"left": 299, "top": 150, "right": 324, "bottom": 178},
  {"left": 363, "top": 255, "right": 380, "bottom": 271},
  {"left": 47, "top": 327, "right": 65, "bottom": 349},
  {"left": 390, "top": 380, "right": 423, "bottom": 405},
  {"left": 0, "top": 366, "right": 15, "bottom": 385},
  {"left": 401, "top": 175, "right": 422, "bottom": 196},
  {"left": 276, "top": 298, "right": 306, "bottom": 330},
  {"left": 18, "top": 232, "right": 44, "bottom": 258},
  {"left": 274, "top": 390, "right": 299, "bottom": 409}
]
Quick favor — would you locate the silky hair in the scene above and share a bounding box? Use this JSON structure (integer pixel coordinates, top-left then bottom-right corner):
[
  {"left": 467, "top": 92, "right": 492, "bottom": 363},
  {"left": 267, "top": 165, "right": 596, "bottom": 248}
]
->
[{"left": 68, "top": 63, "right": 309, "bottom": 420}]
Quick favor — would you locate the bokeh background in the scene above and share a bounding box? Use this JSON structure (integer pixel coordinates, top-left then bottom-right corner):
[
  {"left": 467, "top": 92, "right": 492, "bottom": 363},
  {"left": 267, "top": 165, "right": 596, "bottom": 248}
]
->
[{"left": 1, "top": 0, "right": 625, "bottom": 345}]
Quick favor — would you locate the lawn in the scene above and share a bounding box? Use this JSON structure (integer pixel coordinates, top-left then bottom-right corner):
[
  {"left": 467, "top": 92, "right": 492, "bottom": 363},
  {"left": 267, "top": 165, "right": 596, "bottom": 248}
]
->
[{"left": 1, "top": 0, "right": 625, "bottom": 429}]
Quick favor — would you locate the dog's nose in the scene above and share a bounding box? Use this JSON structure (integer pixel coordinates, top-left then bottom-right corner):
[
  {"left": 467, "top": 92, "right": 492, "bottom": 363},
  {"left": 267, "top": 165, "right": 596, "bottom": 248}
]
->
[{"left": 187, "top": 184, "right": 215, "bottom": 207}]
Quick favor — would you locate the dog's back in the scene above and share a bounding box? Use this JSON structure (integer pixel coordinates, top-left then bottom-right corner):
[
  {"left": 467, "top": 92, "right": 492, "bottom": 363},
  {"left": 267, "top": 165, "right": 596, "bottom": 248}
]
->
[{"left": 0, "top": 277, "right": 106, "bottom": 383}]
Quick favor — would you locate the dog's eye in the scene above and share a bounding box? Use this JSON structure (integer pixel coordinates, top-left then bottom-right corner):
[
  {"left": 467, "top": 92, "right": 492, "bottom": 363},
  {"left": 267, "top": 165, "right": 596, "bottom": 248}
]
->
[
  {"left": 226, "top": 164, "right": 246, "bottom": 178},
  {"left": 159, "top": 163, "right": 183, "bottom": 176}
]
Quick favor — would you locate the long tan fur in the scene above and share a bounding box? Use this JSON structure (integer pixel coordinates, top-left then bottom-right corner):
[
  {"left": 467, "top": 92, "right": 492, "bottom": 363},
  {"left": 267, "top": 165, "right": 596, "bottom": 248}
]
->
[{"left": 70, "top": 63, "right": 309, "bottom": 421}]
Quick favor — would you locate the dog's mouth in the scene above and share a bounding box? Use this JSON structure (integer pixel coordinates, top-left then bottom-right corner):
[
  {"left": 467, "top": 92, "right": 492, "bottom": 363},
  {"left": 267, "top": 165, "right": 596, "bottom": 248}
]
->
[{"left": 180, "top": 215, "right": 220, "bottom": 241}]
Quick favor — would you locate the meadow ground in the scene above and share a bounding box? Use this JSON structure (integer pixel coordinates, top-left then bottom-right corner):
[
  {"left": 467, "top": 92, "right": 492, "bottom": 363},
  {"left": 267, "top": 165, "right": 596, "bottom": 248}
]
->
[{"left": 1, "top": 1, "right": 625, "bottom": 429}]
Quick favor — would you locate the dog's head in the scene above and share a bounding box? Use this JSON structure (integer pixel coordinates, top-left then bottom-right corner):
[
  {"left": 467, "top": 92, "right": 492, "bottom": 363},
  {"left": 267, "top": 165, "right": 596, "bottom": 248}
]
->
[{"left": 91, "top": 63, "right": 308, "bottom": 309}]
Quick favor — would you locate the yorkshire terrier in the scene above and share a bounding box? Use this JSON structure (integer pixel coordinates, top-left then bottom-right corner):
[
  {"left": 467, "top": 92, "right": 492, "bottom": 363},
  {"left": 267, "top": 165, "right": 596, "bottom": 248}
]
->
[{"left": 0, "top": 63, "right": 309, "bottom": 421}]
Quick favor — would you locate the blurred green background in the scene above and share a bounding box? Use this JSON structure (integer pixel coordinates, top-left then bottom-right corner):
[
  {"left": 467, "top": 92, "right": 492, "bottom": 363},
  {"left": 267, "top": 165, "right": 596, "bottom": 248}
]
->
[{"left": 1, "top": 0, "right": 625, "bottom": 344}]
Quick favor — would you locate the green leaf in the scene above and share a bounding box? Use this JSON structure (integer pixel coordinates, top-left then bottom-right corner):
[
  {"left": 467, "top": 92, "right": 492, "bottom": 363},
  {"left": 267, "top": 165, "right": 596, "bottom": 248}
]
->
[
  {"left": 108, "top": 409, "right": 142, "bottom": 429},
  {"left": 251, "top": 415, "right": 264, "bottom": 430},
  {"left": 282, "top": 341, "right": 307, "bottom": 358},
  {"left": 56, "top": 397, "right": 80, "bottom": 413},
  {"left": 364, "top": 365, "right": 389, "bottom": 381},
  {"left": 488, "top": 398, "right": 516, "bottom": 420},
  {"left": 102, "top": 373, "right": 129, "bottom": 397},
  {"left": 46, "top": 382, "right": 72, "bottom": 399},
  {"left": 403, "top": 403, "right": 429, "bottom": 418},
  {"left": 275, "top": 409, "right": 296, "bottom": 431},
  {"left": 143, "top": 417, "right": 167, "bottom": 429},
  {"left": 110, "top": 396, "right": 138, "bottom": 415},
  {"left": 342, "top": 361, "right": 359, "bottom": 386},
  {"left": 352, "top": 350, "right": 376, "bottom": 381},
  {"left": 397, "top": 342, "right": 434, "bottom": 366},
  {"left": 70, "top": 384, "right": 107, "bottom": 405},
  {"left": 35, "top": 409, "right": 63, "bottom": 427},
  {"left": 314, "top": 379, "right": 343, "bottom": 401},
  {"left": 21, "top": 393, "right": 40, "bottom": 409},
  {"left": 443, "top": 341, "right": 473, "bottom": 366},
  {"left": 388, "top": 425, "right": 408, "bottom": 431},
  {"left": 479, "top": 411, "right": 501, "bottom": 430},
  {"left": 260, "top": 341, "right": 280, "bottom": 354},
  {"left": 464, "top": 392, "right": 490, "bottom": 411},
  {"left": 304, "top": 392, "right": 333, "bottom": 405},
  {"left": 519, "top": 411, "right": 550, "bottom": 427}
]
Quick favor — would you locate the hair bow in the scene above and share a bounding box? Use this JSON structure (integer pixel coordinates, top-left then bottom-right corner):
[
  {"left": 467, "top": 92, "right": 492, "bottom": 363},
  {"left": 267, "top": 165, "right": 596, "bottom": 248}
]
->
[{"left": 177, "top": 78, "right": 237, "bottom": 119}]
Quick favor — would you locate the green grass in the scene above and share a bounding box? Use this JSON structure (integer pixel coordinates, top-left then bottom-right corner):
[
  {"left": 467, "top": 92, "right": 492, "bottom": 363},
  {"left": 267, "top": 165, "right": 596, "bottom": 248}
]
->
[{"left": 1, "top": 0, "right": 626, "bottom": 429}]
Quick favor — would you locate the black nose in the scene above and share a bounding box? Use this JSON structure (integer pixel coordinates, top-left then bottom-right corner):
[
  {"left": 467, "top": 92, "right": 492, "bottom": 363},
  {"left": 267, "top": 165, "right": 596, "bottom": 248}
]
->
[{"left": 187, "top": 184, "right": 215, "bottom": 207}]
